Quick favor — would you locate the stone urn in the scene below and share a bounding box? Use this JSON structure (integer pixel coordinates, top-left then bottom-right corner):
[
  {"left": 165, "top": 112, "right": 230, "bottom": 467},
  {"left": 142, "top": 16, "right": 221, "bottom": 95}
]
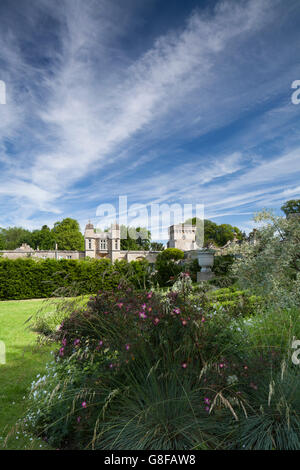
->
[{"left": 197, "top": 249, "right": 215, "bottom": 281}]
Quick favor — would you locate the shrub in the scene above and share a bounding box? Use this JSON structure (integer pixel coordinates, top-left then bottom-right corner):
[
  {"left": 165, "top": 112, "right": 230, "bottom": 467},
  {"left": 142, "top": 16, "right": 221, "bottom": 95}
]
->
[
  {"left": 25, "top": 282, "right": 300, "bottom": 450},
  {"left": 154, "top": 248, "right": 185, "bottom": 287},
  {"left": 0, "top": 258, "right": 151, "bottom": 300},
  {"left": 229, "top": 210, "right": 300, "bottom": 308}
]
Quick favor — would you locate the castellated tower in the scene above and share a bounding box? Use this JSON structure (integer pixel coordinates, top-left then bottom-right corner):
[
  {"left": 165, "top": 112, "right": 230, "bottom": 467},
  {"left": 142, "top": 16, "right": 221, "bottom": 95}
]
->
[{"left": 84, "top": 221, "right": 121, "bottom": 261}]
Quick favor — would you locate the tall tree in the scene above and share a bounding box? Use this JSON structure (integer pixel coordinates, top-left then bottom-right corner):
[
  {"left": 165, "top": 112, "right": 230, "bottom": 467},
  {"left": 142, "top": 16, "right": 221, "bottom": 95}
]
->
[
  {"left": 31, "top": 225, "right": 55, "bottom": 250},
  {"left": 0, "top": 227, "right": 33, "bottom": 250},
  {"left": 281, "top": 199, "right": 300, "bottom": 216},
  {"left": 51, "top": 218, "right": 84, "bottom": 251}
]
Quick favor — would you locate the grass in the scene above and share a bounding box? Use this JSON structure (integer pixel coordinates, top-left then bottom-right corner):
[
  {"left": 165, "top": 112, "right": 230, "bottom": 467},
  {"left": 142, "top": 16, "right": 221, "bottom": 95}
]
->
[{"left": 0, "top": 299, "right": 55, "bottom": 450}]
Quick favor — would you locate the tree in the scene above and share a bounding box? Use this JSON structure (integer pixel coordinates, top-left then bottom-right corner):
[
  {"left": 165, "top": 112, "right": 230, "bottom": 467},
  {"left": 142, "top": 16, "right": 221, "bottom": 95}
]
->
[
  {"left": 0, "top": 229, "right": 5, "bottom": 250},
  {"left": 281, "top": 199, "right": 300, "bottom": 216},
  {"left": 155, "top": 248, "right": 184, "bottom": 286},
  {"left": 31, "top": 225, "right": 55, "bottom": 250},
  {"left": 185, "top": 218, "right": 243, "bottom": 247},
  {"left": 0, "top": 227, "right": 33, "bottom": 250},
  {"left": 120, "top": 226, "right": 151, "bottom": 251},
  {"left": 229, "top": 210, "right": 300, "bottom": 308},
  {"left": 150, "top": 242, "right": 165, "bottom": 251},
  {"left": 51, "top": 218, "right": 84, "bottom": 251}
]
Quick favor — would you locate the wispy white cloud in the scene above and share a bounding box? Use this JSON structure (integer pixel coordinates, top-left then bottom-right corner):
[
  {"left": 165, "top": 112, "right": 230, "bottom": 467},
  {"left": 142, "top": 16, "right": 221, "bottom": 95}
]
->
[{"left": 0, "top": 0, "right": 299, "bottom": 231}]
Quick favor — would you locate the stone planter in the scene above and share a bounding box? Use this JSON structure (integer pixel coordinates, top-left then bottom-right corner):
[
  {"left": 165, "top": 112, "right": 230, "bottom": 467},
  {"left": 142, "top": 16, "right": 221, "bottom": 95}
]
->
[{"left": 197, "top": 249, "right": 215, "bottom": 281}]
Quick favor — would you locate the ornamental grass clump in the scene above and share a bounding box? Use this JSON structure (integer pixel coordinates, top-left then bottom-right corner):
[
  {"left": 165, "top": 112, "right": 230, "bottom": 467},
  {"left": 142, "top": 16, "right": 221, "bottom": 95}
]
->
[{"left": 24, "top": 279, "right": 300, "bottom": 450}]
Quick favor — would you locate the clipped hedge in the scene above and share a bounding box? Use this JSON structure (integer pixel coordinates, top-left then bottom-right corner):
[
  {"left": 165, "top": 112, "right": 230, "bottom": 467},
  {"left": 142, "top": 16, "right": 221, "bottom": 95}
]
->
[
  {"left": 0, "top": 258, "right": 150, "bottom": 300},
  {"left": 207, "top": 287, "right": 262, "bottom": 317}
]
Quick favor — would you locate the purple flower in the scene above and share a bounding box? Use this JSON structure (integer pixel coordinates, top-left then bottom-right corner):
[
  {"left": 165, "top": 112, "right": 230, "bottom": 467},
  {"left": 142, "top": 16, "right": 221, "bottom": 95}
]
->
[
  {"left": 59, "top": 347, "right": 64, "bottom": 357},
  {"left": 74, "top": 339, "right": 80, "bottom": 346},
  {"left": 204, "top": 397, "right": 210, "bottom": 405},
  {"left": 62, "top": 338, "right": 67, "bottom": 347},
  {"left": 139, "top": 312, "right": 147, "bottom": 319},
  {"left": 81, "top": 402, "right": 87, "bottom": 409},
  {"left": 125, "top": 344, "right": 130, "bottom": 351},
  {"left": 173, "top": 308, "right": 181, "bottom": 315},
  {"left": 77, "top": 416, "right": 81, "bottom": 423}
]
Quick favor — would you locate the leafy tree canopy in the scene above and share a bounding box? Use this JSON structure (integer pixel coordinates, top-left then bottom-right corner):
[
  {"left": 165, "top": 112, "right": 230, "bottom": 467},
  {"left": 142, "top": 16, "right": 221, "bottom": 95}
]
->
[
  {"left": 281, "top": 199, "right": 300, "bottom": 216},
  {"left": 184, "top": 218, "right": 243, "bottom": 247},
  {"left": 120, "top": 226, "right": 151, "bottom": 251},
  {"left": 150, "top": 242, "right": 165, "bottom": 251},
  {"left": 0, "top": 227, "right": 33, "bottom": 250},
  {"left": 51, "top": 218, "right": 84, "bottom": 251}
]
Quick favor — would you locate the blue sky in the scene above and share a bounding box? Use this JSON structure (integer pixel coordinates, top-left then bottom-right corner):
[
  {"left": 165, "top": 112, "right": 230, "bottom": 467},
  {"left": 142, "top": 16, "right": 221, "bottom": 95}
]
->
[{"left": 0, "top": 0, "right": 300, "bottom": 239}]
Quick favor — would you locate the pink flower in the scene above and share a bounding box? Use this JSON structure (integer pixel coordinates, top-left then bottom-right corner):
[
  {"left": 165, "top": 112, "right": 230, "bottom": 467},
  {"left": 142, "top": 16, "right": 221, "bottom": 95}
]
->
[
  {"left": 181, "top": 319, "right": 187, "bottom": 326},
  {"left": 205, "top": 406, "right": 210, "bottom": 412},
  {"left": 74, "top": 339, "right": 80, "bottom": 346},
  {"left": 117, "top": 303, "right": 123, "bottom": 309},
  {"left": 141, "top": 303, "right": 147, "bottom": 310},
  {"left": 81, "top": 402, "right": 87, "bottom": 409},
  {"left": 59, "top": 347, "right": 64, "bottom": 357},
  {"left": 147, "top": 292, "right": 153, "bottom": 299},
  {"left": 182, "top": 362, "right": 187, "bottom": 369},
  {"left": 173, "top": 308, "right": 181, "bottom": 315},
  {"left": 153, "top": 317, "right": 160, "bottom": 325},
  {"left": 62, "top": 338, "right": 67, "bottom": 346},
  {"left": 77, "top": 416, "right": 81, "bottom": 423},
  {"left": 125, "top": 344, "right": 130, "bottom": 351},
  {"left": 201, "top": 317, "right": 205, "bottom": 323},
  {"left": 99, "top": 340, "right": 103, "bottom": 347},
  {"left": 109, "top": 363, "right": 114, "bottom": 369},
  {"left": 139, "top": 312, "right": 147, "bottom": 319},
  {"left": 219, "top": 363, "right": 225, "bottom": 368},
  {"left": 204, "top": 397, "right": 210, "bottom": 404}
]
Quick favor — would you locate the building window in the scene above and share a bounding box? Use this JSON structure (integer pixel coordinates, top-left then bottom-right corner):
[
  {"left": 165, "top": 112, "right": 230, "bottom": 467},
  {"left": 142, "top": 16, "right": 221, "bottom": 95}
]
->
[
  {"left": 88, "top": 239, "right": 92, "bottom": 250},
  {"left": 115, "top": 240, "right": 118, "bottom": 250}
]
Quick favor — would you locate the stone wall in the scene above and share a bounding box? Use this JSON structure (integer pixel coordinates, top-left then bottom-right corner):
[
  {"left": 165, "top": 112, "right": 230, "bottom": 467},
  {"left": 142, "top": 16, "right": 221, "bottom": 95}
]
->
[{"left": 0, "top": 250, "right": 85, "bottom": 260}]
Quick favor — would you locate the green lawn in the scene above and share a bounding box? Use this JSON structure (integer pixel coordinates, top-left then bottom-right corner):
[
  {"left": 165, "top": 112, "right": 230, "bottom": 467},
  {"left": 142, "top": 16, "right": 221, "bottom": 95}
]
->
[{"left": 0, "top": 299, "right": 55, "bottom": 450}]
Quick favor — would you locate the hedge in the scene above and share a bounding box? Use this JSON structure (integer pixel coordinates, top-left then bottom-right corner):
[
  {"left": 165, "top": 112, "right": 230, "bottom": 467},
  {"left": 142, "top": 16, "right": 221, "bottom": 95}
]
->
[{"left": 0, "top": 258, "right": 151, "bottom": 300}]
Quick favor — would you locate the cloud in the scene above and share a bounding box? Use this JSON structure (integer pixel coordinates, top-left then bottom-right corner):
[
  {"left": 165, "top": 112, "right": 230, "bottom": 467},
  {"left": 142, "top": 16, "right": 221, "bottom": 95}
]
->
[{"left": 0, "top": 0, "right": 299, "bottom": 231}]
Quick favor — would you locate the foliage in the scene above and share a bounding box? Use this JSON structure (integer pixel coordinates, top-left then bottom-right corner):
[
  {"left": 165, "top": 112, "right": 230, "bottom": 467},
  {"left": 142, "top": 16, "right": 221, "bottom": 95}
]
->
[
  {"left": 0, "top": 258, "right": 151, "bottom": 300},
  {"left": 24, "top": 280, "right": 300, "bottom": 450},
  {"left": 281, "top": 199, "right": 300, "bottom": 216},
  {"left": 154, "top": 248, "right": 185, "bottom": 286},
  {"left": 184, "top": 218, "right": 244, "bottom": 247},
  {"left": 229, "top": 210, "right": 300, "bottom": 308},
  {"left": 150, "top": 242, "right": 165, "bottom": 251},
  {"left": 120, "top": 225, "right": 151, "bottom": 251},
  {"left": 52, "top": 218, "right": 84, "bottom": 251},
  {"left": 0, "top": 226, "right": 33, "bottom": 250},
  {"left": 31, "top": 225, "right": 55, "bottom": 250},
  {"left": 232, "top": 365, "right": 300, "bottom": 450}
]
